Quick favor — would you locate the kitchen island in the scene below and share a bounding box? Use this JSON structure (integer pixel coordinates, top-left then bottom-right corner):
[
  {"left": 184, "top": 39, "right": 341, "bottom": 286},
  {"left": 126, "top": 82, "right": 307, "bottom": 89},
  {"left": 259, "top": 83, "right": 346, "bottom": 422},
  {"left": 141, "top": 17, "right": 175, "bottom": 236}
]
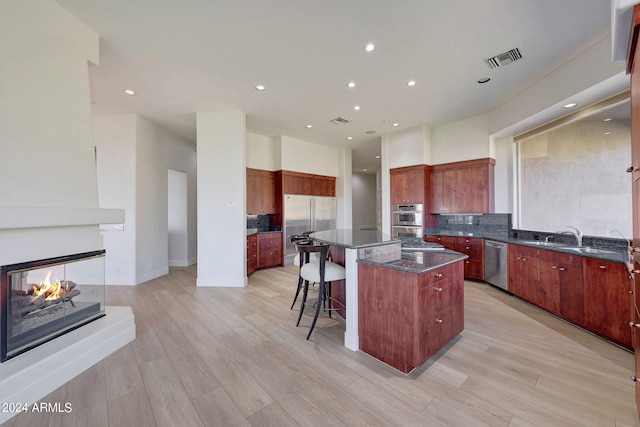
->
[
  {"left": 309, "top": 229, "right": 400, "bottom": 350},
  {"left": 309, "top": 230, "right": 468, "bottom": 373},
  {"left": 358, "top": 250, "right": 468, "bottom": 373}
]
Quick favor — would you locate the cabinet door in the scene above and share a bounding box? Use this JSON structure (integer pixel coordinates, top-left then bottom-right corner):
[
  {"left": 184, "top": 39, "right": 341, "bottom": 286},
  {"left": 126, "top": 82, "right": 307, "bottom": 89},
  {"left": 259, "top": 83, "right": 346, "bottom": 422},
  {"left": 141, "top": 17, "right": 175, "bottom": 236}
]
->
[
  {"left": 262, "top": 173, "right": 276, "bottom": 213},
  {"left": 246, "top": 171, "right": 262, "bottom": 214},
  {"left": 390, "top": 167, "right": 425, "bottom": 204},
  {"left": 453, "top": 237, "right": 484, "bottom": 280},
  {"left": 537, "top": 250, "right": 560, "bottom": 313},
  {"left": 557, "top": 253, "right": 584, "bottom": 324},
  {"left": 247, "top": 234, "right": 258, "bottom": 275},
  {"left": 508, "top": 245, "right": 539, "bottom": 299},
  {"left": 583, "top": 258, "right": 632, "bottom": 348}
]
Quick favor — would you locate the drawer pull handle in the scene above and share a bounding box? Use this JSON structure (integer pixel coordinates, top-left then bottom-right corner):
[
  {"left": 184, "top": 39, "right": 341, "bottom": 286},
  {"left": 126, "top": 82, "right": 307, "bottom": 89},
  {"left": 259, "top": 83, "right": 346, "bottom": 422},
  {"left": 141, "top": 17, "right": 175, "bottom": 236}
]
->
[
  {"left": 435, "top": 273, "right": 443, "bottom": 278},
  {"left": 630, "top": 322, "right": 640, "bottom": 328},
  {"left": 558, "top": 267, "right": 566, "bottom": 271},
  {"left": 435, "top": 319, "right": 443, "bottom": 323},
  {"left": 599, "top": 265, "right": 607, "bottom": 269},
  {"left": 435, "top": 287, "right": 443, "bottom": 292},
  {"left": 632, "top": 376, "right": 639, "bottom": 382}
]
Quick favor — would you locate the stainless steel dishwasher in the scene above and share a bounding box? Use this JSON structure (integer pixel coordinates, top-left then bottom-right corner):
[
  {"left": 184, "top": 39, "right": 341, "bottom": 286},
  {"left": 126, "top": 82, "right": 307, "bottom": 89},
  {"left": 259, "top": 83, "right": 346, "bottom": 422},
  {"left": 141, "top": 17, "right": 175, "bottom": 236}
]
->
[{"left": 484, "top": 240, "right": 508, "bottom": 291}]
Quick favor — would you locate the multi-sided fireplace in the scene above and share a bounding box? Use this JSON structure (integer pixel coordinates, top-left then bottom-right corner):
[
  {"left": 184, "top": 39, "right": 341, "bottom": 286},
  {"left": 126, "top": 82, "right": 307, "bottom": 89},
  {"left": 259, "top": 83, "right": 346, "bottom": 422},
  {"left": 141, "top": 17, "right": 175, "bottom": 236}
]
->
[{"left": 0, "top": 250, "right": 106, "bottom": 362}]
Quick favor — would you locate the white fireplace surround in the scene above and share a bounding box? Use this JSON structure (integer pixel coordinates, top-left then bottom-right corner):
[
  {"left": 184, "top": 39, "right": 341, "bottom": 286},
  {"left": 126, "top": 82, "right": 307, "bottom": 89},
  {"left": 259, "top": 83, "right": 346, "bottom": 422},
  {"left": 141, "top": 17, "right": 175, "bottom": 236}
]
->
[{"left": 0, "top": 205, "right": 132, "bottom": 424}]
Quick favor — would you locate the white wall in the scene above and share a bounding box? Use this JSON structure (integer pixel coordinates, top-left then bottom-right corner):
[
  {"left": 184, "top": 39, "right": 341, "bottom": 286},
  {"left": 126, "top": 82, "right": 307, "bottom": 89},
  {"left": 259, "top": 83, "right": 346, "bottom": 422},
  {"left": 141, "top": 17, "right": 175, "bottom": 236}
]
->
[
  {"left": 352, "top": 173, "right": 377, "bottom": 230},
  {"left": 386, "top": 126, "right": 431, "bottom": 168},
  {"left": 196, "top": 110, "right": 246, "bottom": 287},
  {"left": 94, "top": 115, "right": 137, "bottom": 285},
  {"left": 246, "top": 133, "right": 276, "bottom": 170},
  {"left": 94, "top": 115, "right": 197, "bottom": 285},
  {"left": 278, "top": 135, "right": 339, "bottom": 176},
  {"left": 431, "top": 114, "right": 491, "bottom": 164}
]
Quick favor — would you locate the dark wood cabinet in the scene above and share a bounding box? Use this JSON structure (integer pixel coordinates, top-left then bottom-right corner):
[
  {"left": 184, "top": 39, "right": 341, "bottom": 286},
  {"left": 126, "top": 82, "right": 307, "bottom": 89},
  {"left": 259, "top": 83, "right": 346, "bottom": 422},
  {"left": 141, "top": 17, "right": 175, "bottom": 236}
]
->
[
  {"left": 508, "top": 243, "right": 631, "bottom": 349},
  {"left": 426, "top": 235, "right": 484, "bottom": 280},
  {"left": 246, "top": 168, "right": 276, "bottom": 214},
  {"left": 582, "top": 257, "right": 632, "bottom": 349},
  {"left": 247, "top": 233, "right": 258, "bottom": 275},
  {"left": 507, "top": 244, "right": 540, "bottom": 302},
  {"left": 358, "top": 260, "right": 464, "bottom": 374},
  {"left": 278, "top": 171, "right": 336, "bottom": 197},
  {"left": 390, "top": 165, "right": 428, "bottom": 204},
  {"left": 257, "top": 232, "right": 282, "bottom": 269},
  {"left": 431, "top": 158, "right": 495, "bottom": 214},
  {"left": 626, "top": 5, "right": 640, "bottom": 415}
]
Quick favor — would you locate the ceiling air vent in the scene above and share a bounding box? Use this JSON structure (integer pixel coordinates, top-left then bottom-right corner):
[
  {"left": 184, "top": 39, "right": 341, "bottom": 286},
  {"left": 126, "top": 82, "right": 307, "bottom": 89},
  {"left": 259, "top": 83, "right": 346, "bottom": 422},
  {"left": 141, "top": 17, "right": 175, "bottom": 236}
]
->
[
  {"left": 330, "top": 116, "right": 351, "bottom": 125},
  {"left": 485, "top": 47, "right": 523, "bottom": 69}
]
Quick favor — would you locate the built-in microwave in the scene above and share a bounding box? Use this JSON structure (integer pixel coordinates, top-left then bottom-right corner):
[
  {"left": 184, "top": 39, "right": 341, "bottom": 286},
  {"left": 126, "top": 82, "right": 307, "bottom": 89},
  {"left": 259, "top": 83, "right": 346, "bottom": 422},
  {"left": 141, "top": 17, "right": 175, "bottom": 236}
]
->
[{"left": 392, "top": 204, "right": 423, "bottom": 226}]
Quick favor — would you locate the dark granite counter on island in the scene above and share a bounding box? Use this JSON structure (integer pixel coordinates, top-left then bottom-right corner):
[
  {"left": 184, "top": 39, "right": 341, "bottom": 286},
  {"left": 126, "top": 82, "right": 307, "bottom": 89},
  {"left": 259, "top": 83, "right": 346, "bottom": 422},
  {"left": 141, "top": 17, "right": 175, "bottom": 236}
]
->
[{"left": 358, "top": 249, "right": 468, "bottom": 274}]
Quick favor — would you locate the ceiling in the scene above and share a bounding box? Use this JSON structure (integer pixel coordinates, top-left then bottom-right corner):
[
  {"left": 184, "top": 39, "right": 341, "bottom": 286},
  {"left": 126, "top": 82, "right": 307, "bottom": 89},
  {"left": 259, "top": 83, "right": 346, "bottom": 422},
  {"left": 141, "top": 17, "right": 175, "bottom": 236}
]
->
[{"left": 54, "top": 0, "right": 617, "bottom": 173}]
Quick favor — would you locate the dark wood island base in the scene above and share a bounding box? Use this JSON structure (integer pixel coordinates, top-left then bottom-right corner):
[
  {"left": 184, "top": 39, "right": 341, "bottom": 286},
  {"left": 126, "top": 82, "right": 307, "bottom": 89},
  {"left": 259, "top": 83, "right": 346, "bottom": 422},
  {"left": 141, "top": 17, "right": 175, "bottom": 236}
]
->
[{"left": 358, "top": 254, "right": 465, "bottom": 374}]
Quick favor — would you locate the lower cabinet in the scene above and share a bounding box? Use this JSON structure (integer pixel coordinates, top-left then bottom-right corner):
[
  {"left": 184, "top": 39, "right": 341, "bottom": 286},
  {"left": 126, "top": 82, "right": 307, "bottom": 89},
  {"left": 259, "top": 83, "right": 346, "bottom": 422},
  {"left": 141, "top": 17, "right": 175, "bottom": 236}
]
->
[
  {"left": 426, "top": 235, "right": 484, "bottom": 280},
  {"left": 247, "top": 234, "right": 258, "bottom": 275},
  {"left": 257, "top": 232, "right": 282, "bottom": 269},
  {"left": 508, "top": 244, "right": 632, "bottom": 349},
  {"left": 582, "top": 257, "right": 632, "bottom": 349},
  {"left": 358, "top": 260, "right": 464, "bottom": 374}
]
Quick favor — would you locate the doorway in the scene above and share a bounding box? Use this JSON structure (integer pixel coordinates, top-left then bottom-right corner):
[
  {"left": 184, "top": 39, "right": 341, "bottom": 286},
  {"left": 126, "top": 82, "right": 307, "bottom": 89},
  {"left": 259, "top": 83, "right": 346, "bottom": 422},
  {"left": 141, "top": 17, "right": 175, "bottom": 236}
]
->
[{"left": 168, "top": 169, "right": 188, "bottom": 266}]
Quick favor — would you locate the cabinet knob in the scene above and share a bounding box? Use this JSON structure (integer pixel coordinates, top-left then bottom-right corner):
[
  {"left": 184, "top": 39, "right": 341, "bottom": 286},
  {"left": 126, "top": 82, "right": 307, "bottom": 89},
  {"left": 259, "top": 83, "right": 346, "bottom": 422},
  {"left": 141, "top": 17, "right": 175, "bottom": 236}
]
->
[
  {"left": 552, "top": 265, "right": 558, "bottom": 269},
  {"left": 435, "top": 287, "right": 443, "bottom": 292},
  {"left": 522, "top": 258, "right": 527, "bottom": 262},
  {"left": 435, "top": 319, "right": 443, "bottom": 323},
  {"left": 435, "top": 273, "right": 443, "bottom": 278},
  {"left": 598, "top": 265, "right": 607, "bottom": 269},
  {"left": 558, "top": 267, "right": 566, "bottom": 271}
]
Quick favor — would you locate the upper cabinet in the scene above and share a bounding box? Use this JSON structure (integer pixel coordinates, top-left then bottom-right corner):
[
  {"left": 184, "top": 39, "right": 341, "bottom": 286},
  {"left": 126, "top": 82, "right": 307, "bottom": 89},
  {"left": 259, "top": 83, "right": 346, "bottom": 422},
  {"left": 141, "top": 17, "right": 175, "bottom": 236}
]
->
[
  {"left": 390, "top": 165, "right": 430, "bottom": 205},
  {"left": 278, "top": 171, "right": 336, "bottom": 197},
  {"left": 432, "top": 158, "right": 495, "bottom": 214},
  {"left": 246, "top": 168, "right": 276, "bottom": 214}
]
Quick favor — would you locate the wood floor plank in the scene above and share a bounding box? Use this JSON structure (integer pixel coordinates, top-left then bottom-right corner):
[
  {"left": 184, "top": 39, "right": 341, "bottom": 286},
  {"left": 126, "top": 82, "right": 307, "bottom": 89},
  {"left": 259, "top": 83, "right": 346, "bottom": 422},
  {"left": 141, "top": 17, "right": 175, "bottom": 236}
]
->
[
  {"left": 138, "top": 357, "right": 204, "bottom": 427},
  {"left": 2, "top": 266, "right": 639, "bottom": 427},
  {"left": 107, "top": 389, "right": 156, "bottom": 427}
]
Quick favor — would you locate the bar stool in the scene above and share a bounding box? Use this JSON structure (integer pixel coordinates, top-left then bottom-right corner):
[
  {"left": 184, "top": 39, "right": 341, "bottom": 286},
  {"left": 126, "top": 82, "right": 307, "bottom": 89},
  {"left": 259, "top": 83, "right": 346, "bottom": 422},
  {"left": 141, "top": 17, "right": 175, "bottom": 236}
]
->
[
  {"left": 294, "top": 241, "right": 346, "bottom": 340},
  {"left": 289, "top": 231, "right": 320, "bottom": 309}
]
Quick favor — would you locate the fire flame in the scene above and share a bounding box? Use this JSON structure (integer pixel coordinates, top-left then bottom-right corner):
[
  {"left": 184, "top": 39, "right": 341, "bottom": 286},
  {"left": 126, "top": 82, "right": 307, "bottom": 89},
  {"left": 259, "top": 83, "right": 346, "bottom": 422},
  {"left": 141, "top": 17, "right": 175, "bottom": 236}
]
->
[{"left": 32, "top": 271, "right": 64, "bottom": 301}]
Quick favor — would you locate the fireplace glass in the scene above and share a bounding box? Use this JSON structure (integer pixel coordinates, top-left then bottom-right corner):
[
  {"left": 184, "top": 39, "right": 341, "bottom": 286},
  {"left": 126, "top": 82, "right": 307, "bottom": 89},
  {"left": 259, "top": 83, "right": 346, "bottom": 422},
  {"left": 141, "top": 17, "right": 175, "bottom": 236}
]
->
[{"left": 1, "top": 250, "right": 106, "bottom": 362}]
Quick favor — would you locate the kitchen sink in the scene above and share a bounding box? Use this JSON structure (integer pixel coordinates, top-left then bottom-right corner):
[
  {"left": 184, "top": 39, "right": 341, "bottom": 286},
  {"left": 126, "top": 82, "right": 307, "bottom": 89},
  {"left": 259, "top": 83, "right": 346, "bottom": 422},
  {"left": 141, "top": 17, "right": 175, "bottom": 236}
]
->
[
  {"left": 559, "top": 246, "right": 619, "bottom": 255},
  {"left": 519, "top": 240, "right": 565, "bottom": 247}
]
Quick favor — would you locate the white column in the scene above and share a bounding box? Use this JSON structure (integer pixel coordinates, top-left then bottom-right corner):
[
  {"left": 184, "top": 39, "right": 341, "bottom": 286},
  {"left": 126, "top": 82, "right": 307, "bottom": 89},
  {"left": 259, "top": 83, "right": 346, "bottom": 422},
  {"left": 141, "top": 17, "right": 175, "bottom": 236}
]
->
[{"left": 196, "top": 110, "right": 247, "bottom": 287}]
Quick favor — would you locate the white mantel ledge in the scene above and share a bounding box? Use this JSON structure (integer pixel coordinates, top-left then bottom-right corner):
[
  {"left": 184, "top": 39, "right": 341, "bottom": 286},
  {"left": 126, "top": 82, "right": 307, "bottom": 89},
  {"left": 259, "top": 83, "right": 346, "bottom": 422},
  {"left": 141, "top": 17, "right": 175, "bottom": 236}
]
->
[{"left": 0, "top": 207, "right": 125, "bottom": 230}]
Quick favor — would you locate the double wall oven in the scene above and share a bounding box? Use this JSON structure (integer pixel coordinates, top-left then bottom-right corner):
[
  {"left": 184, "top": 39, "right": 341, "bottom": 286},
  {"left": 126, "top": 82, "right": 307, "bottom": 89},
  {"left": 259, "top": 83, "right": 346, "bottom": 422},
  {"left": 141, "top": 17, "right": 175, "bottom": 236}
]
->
[{"left": 392, "top": 204, "right": 423, "bottom": 238}]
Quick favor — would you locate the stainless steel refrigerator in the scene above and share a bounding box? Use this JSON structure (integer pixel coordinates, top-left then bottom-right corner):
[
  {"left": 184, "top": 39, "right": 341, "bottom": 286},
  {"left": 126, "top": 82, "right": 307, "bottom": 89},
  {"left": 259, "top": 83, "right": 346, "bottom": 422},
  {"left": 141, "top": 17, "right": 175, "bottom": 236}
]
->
[{"left": 283, "top": 195, "right": 337, "bottom": 265}]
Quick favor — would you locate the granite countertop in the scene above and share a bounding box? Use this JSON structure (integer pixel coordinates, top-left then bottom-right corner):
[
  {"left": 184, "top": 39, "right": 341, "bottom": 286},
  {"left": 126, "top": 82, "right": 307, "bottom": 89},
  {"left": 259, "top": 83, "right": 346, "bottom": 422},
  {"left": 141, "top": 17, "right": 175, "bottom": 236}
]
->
[
  {"left": 424, "top": 230, "right": 629, "bottom": 264},
  {"left": 246, "top": 228, "right": 281, "bottom": 236},
  {"left": 357, "top": 249, "right": 468, "bottom": 274},
  {"left": 310, "top": 229, "right": 399, "bottom": 249}
]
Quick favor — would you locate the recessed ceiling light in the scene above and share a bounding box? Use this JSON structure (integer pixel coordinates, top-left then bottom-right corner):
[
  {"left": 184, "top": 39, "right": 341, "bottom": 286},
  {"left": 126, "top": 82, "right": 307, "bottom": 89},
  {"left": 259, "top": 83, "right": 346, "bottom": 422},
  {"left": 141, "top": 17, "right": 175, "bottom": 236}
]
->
[
  {"left": 354, "top": 105, "right": 360, "bottom": 111},
  {"left": 123, "top": 89, "right": 136, "bottom": 96},
  {"left": 347, "top": 81, "right": 356, "bottom": 88},
  {"left": 563, "top": 102, "right": 578, "bottom": 108},
  {"left": 363, "top": 169, "right": 367, "bottom": 172},
  {"left": 603, "top": 118, "right": 612, "bottom": 122},
  {"left": 305, "top": 124, "right": 313, "bottom": 129},
  {"left": 392, "top": 123, "right": 399, "bottom": 127},
  {"left": 365, "top": 130, "right": 376, "bottom": 134},
  {"left": 255, "top": 85, "right": 266, "bottom": 91},
  {"left": 604, "top": 131, "right": 612, "bottom": 135},
  {"left": 407, "top": 80, "right": 416, "bottom": 87},
  {"left": 347, "top": 136, "right": 353, "bottom": 140},
  {"left": 364, "top": 43, "right": 375, "bottom": 52},
  {"left": 477, "top": 77, "right": 490, "bottom": 84},
  {"left": 375, "top": 155, "right": 380, "bottom": 159}
]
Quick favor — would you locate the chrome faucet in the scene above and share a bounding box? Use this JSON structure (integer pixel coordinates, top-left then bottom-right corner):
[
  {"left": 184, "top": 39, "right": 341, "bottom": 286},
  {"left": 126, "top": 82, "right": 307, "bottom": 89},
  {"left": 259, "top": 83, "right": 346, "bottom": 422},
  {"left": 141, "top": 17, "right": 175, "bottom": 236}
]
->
[{"left": 565, "top": 226, "right": 583, "bottom": 247}]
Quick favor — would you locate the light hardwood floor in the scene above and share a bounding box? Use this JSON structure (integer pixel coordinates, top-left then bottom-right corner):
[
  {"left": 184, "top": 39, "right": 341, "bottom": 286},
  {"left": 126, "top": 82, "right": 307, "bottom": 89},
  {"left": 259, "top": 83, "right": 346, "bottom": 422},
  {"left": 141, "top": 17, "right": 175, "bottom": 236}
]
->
[{"left": 3, "top": 265, "right": 639, "bottom": 427}]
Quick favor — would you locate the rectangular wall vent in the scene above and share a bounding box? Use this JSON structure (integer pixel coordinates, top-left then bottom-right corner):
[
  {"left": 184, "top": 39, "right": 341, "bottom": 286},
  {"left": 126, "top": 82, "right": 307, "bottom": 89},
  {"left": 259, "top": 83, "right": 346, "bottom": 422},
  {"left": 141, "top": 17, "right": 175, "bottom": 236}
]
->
[
  {"left": 330, "top": 117, "right": 351, "bottom": 125},
  {"left": 485, "top": 47, "right": 523, "bottom": 69}
]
